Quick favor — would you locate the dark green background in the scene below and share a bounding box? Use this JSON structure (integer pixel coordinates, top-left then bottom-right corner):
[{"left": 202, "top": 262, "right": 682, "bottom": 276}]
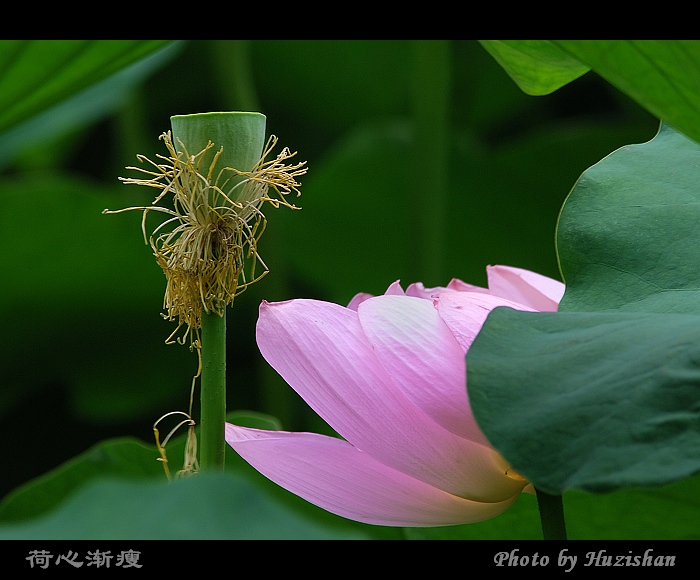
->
[{"left": 0, "top": 41, "right": 659, "bottom": 535}]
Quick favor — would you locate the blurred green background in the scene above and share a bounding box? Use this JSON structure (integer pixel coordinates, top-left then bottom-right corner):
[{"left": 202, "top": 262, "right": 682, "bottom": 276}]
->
[{"left": 0, "top": 40, "right": 658, "bottom": 508}]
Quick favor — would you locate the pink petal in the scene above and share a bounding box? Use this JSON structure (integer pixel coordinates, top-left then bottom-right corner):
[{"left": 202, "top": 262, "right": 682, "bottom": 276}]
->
[
  {"left": 347, "top": 292, "right": 373, "bottom": 311},
  {"left": 446, "top": 278, "right": 491, "bottom": 294},
  {"left": 405, "top": 282, "right": 447, "bottom": 299},
  {"left": 348, "top": 280, "right": 404, "bottom": 311},
  {"left": 226, "top": 424, "right": 520, "bottom": 527},
  {"left": 486, "top": 265, "right": 564, "bottom": 311},
  {"left": 256, "top": 299, "right": 526, "bottom": 502},
  {"left": 433, "top": 291, "right": 536, "bottom": 353},
  {"left": 357, "top": 295, "right": 487, "bottom": 445},
  {"left": 383, "top": 280, "right": 405, "bottom": 295}
]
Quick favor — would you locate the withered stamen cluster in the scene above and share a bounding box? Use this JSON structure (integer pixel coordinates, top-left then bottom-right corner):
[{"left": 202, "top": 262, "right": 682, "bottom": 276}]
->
[{"left": 104, "top": 131, "right": 307, "bottom": 349}]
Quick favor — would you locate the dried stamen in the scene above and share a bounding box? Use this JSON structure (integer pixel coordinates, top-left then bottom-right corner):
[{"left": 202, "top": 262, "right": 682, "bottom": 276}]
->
[{"left": 104, "top": 131, "right": 306, "bottom": 348}]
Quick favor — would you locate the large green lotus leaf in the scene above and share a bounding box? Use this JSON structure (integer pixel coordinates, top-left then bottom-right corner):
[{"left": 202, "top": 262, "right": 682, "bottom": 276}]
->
[
  {"left": 469, "top": 309, "right": 700, "bottom": 493},
  {"left": 557, "top": 123, "right": 700, "bottom": 313},
  {"left": 0, "top": 413, "right": 282, "bottom": 522},
  {"left": 0, "top": 438, "right": 159, "bottom": 523},
  {"left": 478, "top": 41, "right": 590, "bottom": 96},
  {"left": 0, "top": 41, "right": 181, "bottom": 169},
  {"left": 0, "top": 472, "right": 368, "bottom": 539},
  {"left": 0, "top": 420, "right": 385, "bottom": 539},
  {"left": 554, "top": 41, "right": 700, "bottom": 145},
  {"left": 7, "top": 435, "right": 695, "bottom": 539},
  {"left": 468, "top": 123, "right": 700, "bottom": 494},
  {"left": 0, "top": 413, "right": 282, "bottom": 523},
  {"left": 0, "top": 41, "right": 173, "bottom": 134},
  {"left": 0, "top": 42, "right": 183, "bottom": 169},
  {"left": 484, "top": 40, "right": 700, "bottom": 145}
]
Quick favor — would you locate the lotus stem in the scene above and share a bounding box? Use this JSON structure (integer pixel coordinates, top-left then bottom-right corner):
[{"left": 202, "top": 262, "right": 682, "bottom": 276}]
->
[
  {"left": 535, "top": 488, "right": 568, "bottom": 540},
  {"left": 200, "top": 310, "right": 227, "bottom": 470}
]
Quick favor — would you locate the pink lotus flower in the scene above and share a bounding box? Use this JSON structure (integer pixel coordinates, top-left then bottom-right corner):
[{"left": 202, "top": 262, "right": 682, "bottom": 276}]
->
[{"left": 226, "top": 265, "right": 564, "bottom": 526}]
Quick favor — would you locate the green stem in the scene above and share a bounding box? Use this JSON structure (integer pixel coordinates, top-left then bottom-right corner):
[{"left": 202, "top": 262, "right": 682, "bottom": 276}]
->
[
  {"left": 200, "top": 310, "right": 227, "bottom": 471},
  {"left": 411, "top": 40, "right": 451, "bottom": 285},
  {"left": 210, "top": 40, "right": 260, "bottom": 112},
  {"left": 170, "top": 112, "right": 266, "bottom": 471},
  {"left": 535, "top": 488, "right": 568, "bottom": 540}
]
